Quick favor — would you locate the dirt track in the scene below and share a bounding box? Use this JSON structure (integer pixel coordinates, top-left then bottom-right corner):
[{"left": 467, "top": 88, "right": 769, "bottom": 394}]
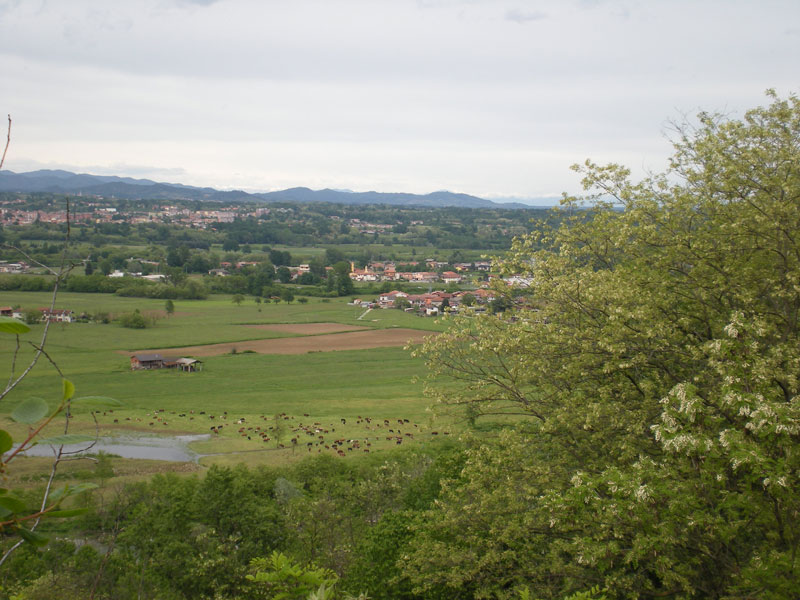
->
[
  {"left": 137, "top": 327, "right": 435, "bottom": 357},
  {"left": 243, "top": 323, "right": 369, "bottom": 335}
]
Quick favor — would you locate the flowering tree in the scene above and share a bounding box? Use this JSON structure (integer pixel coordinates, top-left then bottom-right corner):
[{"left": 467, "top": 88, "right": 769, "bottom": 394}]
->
[{"left": 408, "top": 92, "right": 800, "bottom": 598}]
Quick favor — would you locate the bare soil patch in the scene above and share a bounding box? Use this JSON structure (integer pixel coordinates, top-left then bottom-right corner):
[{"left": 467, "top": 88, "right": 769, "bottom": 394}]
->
[
  {"left": 138, "top": 328, "right": 435, "bottom": 357},
  {"left": 243, "top": 322, "right": 370, "bottom": 335}
]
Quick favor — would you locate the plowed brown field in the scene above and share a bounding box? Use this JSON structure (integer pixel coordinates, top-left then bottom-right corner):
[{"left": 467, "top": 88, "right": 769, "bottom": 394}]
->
[{"left": 243, "top": 323, "right": 369, "bottom": 334}]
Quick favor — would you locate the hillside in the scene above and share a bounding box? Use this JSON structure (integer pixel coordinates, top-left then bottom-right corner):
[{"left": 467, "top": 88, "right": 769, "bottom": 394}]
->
[{"left": 0, "top": 169, "right": 533, "bottom": 208}]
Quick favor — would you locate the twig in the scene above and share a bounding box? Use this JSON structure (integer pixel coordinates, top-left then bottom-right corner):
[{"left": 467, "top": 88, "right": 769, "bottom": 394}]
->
[
  {"left": 0, "top": 195, "right": 82, "bottom": 567},
  {"left": 5, "top": 334, "right": 21, "bottom": 392},
  {"left": 0, "top": 206, "right": 73, "bottom": 402},
  {"left": 26, "top": 342, "right": 66, "bottom": 378},
  {"left": 0, "top": 114, "right": 9, "bottom": 170}
]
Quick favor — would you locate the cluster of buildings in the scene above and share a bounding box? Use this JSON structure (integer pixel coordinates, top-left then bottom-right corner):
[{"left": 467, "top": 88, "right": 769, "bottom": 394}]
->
[
  {"left": 0, "top": 261, "right": 30, "bottom": 273},
  {"left": 206, "top": 258, "right": 497, "bottom": 285},
  {"left": 346, "top": 218, "right": 425, "bottom": 234},
  {"left": 0, "top": 306, "right": 75, "bottom": 322},
  {"left": 359, "top": 288, "right": 497, "bottom": 315},
  {"left": 348, "top": 259, "right": 492, "bottom": 284},
  {"left": 0, "top": 199, "right": 269, "bottom": 229}
]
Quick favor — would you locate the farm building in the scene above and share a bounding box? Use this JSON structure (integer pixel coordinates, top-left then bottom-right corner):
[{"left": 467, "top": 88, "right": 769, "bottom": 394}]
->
[
  {"left": 175, "top": 358, "right": 202, "bottom": 372},
  {"left": 130, "top": 353, "right": 202, "bottom": 371},
  {"left": 131, "top": 353, "right": 174, "bottom": 370}
]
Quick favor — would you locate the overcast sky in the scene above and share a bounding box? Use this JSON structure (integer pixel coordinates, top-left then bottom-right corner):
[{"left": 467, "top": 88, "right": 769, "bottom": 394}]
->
[{"left": 1, "top": 0, "right": 798, "bottom": 201}]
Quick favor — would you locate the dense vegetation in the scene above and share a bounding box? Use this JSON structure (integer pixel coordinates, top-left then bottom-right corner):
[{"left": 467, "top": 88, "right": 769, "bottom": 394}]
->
[
  {"left": 2, "top": 93, "right": 799, "bottom": 599},
  {"left": 411, "top": 92, "right": 800, "bottom": 598},
  {"left": 0, "top": 200, "right": 554, "bottom": 267}
]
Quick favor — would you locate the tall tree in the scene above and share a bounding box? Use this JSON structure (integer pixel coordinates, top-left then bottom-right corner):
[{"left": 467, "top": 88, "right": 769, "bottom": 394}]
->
[{"left": 409, "top": 92, "right": 800, "bottom": 599}]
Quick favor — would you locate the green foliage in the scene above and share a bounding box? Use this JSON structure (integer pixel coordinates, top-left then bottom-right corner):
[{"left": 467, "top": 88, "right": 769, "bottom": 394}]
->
[
  {"left": 246, "top": 552, "right": 337, "bottom": 600},
  {"left": 410, "top": 93, "right": 800, "bottom": 598},
  {"left": 9, "top": 397, "right": 49, "bottom": 424},
  {"left": 0, "top": 378, "right": 113, "bottom": 549},
  {"left": 0, "top": 317, "right": 30, "bottom": 335},
  {"left": 116, "top": 309, "right": 147, "bottom": 329},
  {"left": 22, "top": 309, "right": 41, "bottom": 325}
]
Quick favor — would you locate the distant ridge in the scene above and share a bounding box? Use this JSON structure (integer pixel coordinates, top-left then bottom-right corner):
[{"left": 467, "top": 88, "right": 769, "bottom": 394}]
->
[{"left": 0, "top": 169, "right": 539, "bottom": 209}]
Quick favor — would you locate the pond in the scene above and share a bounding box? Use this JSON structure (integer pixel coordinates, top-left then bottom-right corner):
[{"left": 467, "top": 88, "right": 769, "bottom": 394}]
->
[{"left": 15, "top": 434, "right": 211, "bottom": 462}]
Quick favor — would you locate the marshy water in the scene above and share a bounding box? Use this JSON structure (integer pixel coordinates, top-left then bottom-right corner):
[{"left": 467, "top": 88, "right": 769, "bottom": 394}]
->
[{"left": 16, "top": 434, "right": 211, "bottom": 462}]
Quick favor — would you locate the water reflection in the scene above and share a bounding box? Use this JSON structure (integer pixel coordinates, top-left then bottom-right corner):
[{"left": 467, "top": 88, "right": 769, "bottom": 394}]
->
[{"left": 16, "top": 434, "right": 211, "bottom": 462}]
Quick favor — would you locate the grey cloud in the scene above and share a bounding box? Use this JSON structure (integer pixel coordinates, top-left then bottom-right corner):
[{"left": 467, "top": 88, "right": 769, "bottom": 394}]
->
[{"left": 505, "top": 8, "right": 547, "bottom": 23}]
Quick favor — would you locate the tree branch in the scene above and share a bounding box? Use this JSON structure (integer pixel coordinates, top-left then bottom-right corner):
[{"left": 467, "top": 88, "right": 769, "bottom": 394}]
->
[{"left": 0, "top": 114, "right": 9, "bottom": 170}]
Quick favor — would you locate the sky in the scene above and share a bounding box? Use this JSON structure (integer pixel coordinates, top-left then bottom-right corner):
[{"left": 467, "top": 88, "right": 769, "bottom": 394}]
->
[{"left": 1, "top": 0, "right": 798, "bottom": 202}]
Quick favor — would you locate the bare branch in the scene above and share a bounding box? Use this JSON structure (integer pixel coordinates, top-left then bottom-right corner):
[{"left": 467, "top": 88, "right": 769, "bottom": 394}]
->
[{"left": 0, "top": 114, "right": 9, "bottom": 170}]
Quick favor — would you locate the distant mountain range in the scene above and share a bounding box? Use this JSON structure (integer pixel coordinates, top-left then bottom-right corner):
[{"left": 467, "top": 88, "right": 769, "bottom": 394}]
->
[{"left": 0, "top": 170, "right": 547, "bottom": 209}]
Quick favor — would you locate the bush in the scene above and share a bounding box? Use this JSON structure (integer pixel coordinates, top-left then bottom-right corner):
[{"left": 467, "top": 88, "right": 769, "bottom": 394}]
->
[{"left": 117, "top": 310, "right": 147, "bottom": 329}]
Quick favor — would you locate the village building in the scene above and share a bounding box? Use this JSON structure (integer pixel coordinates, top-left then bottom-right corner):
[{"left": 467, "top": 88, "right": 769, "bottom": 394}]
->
[
  {"left": 441, "top": 271, "right": 462, "bottom": 284},
  {"left": 377, "top": 290, "right": 408, "bottom": 308},
  {"left": 39, "top": 308, "right": 75, "bottom": 323},
  {"left": 0, "top": 262, "right": 29, "bottom": 273}
]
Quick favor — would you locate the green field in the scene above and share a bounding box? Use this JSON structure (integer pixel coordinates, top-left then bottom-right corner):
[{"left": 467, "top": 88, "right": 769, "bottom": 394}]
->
[{"left": 0, "top": 291, "right": 452, "bottom": 475}]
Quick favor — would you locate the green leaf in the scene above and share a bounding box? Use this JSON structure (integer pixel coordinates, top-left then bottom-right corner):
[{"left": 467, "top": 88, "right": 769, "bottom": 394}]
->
[
  {"left": 48, "top": 482, "right": 98, "bottom": 504},
  {"left": 11, "top": 397, "right": 49, "bottom": 425},
  {"left": 71, "top": 396, "right": 123, "bottom": 407},
  {"left": 46, "top": 507, "right": 89, "bottom": 518},
  {"left": 62, "top": 379, "right": 75, "bottom": 402},
  {"left": 0, "top": 316, "right": 30, "bottom": 335},
  {"left": 0, "top": 430, "right": 12, "bottom": 454},
  {"left": 0, "top": 506, "right": 12, "bottom": 518},
  {"left": 16, "top": 527, "right": 49, "bottom": 547},
  {"left": 35, "top": 434, "right": 96, "bottom": 446},
  {"left": 0, "top": 495, "right": 28, "bottom": 515},
  {"left": 65, "top": 482, "right": 98, "bottom": 495}
]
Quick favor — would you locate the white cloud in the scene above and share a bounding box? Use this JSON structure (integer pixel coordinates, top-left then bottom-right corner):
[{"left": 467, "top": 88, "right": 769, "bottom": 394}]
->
[
  {"left": 505, "top": 8, "right": 547, "bottom": 23},
  {"left": 1, "top": 0, "right": 798, "bottom": 199}
]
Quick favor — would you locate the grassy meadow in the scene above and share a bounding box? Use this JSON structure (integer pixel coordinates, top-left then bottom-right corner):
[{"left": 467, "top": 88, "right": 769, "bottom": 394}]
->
[{"left": 0, "top": 291, "right": 454, "bottom": 481}]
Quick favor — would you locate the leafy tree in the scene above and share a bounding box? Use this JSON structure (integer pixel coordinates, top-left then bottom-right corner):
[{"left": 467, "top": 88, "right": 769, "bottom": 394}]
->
[
  {"left": 331, "top": 262, "right": 355, "bottom": 296},
  {"left": 409, "top": 93, "right": 800, "bottom": 598},
  {"left": 325, "top": 248, "right": 346, "bottom": 266},
  {"left": 185, "top": 252, "right": 211, "bottom": 273},
  {"left": 270, "top": 249, "right": 292, "bottom": 266},
  {"left": 164, "top": 266, "right": 187, "bottom": 287},
  {"left": 245, "top": 552, "right": 337, "bottom": 600},
  {"left": 308, "top": 257, "right": 326, "bottom": 277},
  {"left": 232, "top": 294, "right": 245, "bottom": 306},
  {"left": 298, "top": 272, "right": 319, "bottom": 285},
  {"left": 166, "top": 244, "right": 189, "bottom": 267},
  {"left": 99, "top": 258, "right": 113, "bottom": 276},
  {"left": 165, "top": 299, "right": 175, "bottom": 316},
  {"left": 222, "top": 236, "right": 240, "bottom": 252},
  {"left": 277, "top": 266, "right": 292, "bottom": 283}
]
